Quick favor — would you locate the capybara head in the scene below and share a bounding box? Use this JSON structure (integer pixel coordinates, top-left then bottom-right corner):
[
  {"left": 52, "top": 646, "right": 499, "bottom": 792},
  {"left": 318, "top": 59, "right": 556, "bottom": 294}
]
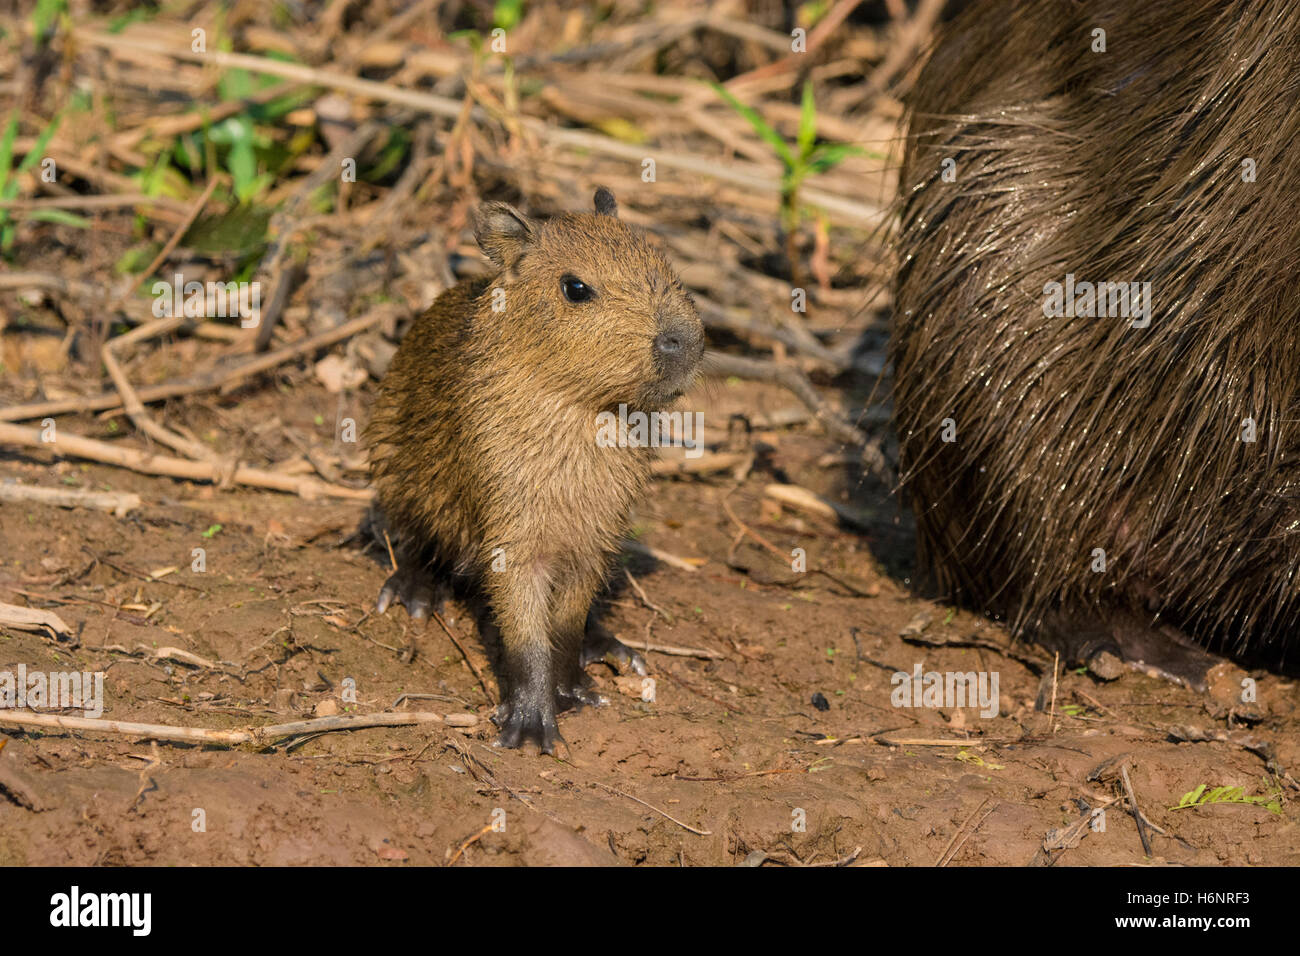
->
[{"left": 471, "top": 187, "right": 704, "bottom": 411}]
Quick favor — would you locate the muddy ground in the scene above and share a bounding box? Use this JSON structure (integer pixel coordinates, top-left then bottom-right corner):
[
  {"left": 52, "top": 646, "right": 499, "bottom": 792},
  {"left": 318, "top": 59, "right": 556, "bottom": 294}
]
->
[{"left": 2, "top": 370, "right": 1297, "bottom": 867}]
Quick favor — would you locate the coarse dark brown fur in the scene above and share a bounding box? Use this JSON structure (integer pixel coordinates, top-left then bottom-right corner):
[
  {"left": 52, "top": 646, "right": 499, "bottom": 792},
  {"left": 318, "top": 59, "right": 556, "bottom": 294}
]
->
[
  {"left": 367, "top": 188, "right": 703, "bottom": 752},
  {"left": 892, "top": 0, "right": 1300, "bottom": 680}
]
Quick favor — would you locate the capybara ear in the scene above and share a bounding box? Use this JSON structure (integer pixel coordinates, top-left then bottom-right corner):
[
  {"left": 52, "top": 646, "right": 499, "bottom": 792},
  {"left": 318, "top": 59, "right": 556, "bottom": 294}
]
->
[
  {"left": 473, "top": 201, "right": 534, "bottom": 267},
  {"left": 593, "top": 186, "right": 618, "bottom": 217}
]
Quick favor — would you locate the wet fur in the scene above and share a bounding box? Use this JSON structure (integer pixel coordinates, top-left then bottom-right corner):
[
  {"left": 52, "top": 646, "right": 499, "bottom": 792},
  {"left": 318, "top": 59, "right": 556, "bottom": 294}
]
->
[{"left": 892, "top": 0, "right": 1300, "bottom": 667}]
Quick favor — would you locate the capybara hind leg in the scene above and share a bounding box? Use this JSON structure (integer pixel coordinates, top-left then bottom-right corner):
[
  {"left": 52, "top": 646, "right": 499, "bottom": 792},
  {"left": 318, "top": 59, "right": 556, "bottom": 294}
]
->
[
  {"left": 375, "top": 563, "right": 447, "bottom": 620},
  {"left": 552, "top": 584, "right": 616, "bottom": 711},
  {"left": 580, "top": 610, "right": 647, "bottom": 675},
  {"left": 489, "top": 570, "right": 564, "bottom": 755}
]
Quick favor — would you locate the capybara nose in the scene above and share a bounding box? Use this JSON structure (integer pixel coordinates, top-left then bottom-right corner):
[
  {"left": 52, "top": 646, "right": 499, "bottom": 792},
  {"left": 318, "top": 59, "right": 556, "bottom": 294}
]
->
[
  {"left": 654, "top": 322, "right": 704, "bottom": 370},
  {"left": 654, "top": 330, "right": 685, "bottom": 356}
]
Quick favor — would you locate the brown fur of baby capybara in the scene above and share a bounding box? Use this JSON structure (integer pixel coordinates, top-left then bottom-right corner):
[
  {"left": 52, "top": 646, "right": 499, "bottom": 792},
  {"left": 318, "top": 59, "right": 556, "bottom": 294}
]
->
[
  {"left": 367, "top": 189, "right": 703, "bottom": 752},
  {"left": 891, "top": 0, "right": 1300, "bottom": 669}
]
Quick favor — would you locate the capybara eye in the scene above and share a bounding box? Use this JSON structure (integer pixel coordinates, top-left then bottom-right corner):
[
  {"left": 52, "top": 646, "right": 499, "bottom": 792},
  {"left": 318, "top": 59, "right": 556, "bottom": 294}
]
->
[{"left": 561, "top": 275, "right": 594, "bottom": 302}]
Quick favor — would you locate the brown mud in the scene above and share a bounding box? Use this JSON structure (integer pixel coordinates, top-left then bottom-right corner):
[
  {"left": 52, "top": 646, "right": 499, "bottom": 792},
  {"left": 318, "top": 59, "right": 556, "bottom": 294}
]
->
[{"left": 2, "top": 375, "right": 1296, "bottom": 866}]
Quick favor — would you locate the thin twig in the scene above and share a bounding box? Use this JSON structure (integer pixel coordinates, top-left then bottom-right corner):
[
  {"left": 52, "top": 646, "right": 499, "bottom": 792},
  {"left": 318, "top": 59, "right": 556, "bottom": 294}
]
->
[
  {"left": 623, "top": 567, "right": 673, "bottom": 623},
  {"left": 447, "top": 822, "right": 495, "bottom": 866},
  {"left": 704, "top": 351, "right": 867, "bottom": 447},
  {"left": 938, "top": 797, "right": 996, "bottom": 866},
  {"left": 0, "top": 708, "right": 478, "bottom": 746},
  {"left": 431, "top": 610, "right": 496, "bottom": 706},
  {"left": 117, "top": 176, "right": 220, "bottom": 304},
  {"left": 590, "top": 780, "right": 711, "bottom": 835},
  {"left": 1120, "top": 763, "right": 1154, "bottom": 858}
]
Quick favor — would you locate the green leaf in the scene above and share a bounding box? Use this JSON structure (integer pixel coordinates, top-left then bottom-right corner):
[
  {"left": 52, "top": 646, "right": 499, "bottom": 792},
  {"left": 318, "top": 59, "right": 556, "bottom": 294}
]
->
[
  {"left": 494, "top": 0, "right": 524, "bottom": 30},
  {"left": 17, "top": 116, "right": 61, "bottom": 176},
  {"left": 1171, "top": 782, "right": 1281, "bottom": 814},
  {"left": 226, "top": 128, "right": 258, "bottom": 200},
  {"left": 106, "top": 8, "right": 153, "bottom": 33},
  {"left": 247, "top": 87, "right": 315, "bottom": 124},
  {"left": 31, "top": 0, "right": 66, "bottom": 38},
  {"left": 182, "top": 204, "right": 270, "bottom": 257},
  {"left": 708, "top": 81, "right": 794, "bottom": 169},
  {"left": 174, "top": 133, "right": 202, "bottom": 171},
  {"left": 363, "top": 127, "right": 411, "bottom": 182},
  {"left": 806, "top": 142, "right": 867, "bottom": 175},
  {"left": 796, "top": 80, "right": 817, "bottom": 160},
  {"left": 115, "top": 243, "right": 163, "bottom": 274},
  {"left": 448, "top": 29, "right": 483, "bottom": 54},
  {"left": 26, "top": 208, "right": 90, "bottom": 228},
  {"left": 218, "top": 67, "right": 253, "bottom": 102},
  {"left": 0, "top": 113, "right": 19, "bottom": 201}
]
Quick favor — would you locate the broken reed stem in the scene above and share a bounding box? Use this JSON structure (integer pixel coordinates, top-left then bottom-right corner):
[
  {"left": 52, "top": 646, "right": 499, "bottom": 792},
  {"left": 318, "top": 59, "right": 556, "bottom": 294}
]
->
[
  {"left": 0, "top": 482, "right": 140, "bottom": 517},
  {"left": 0, "top": 708, "right": 477, "bottom": 746},
  {"left": 0, "top": 194, "right": 189, "bottom": 214},
  {"left": 101, "top": 314, "right": 214, "bottom": 461},
  {"left": 1120, "top": 763, "right": 1155, "bottom": 857},
  {"left": 0, "top": 306, "right": 400, "bottom": 423},
  {"left": 71, "top": 28, "right": 880, "bottom": 228},
  {"left": 0, "top": 421, "right": 373, "bottom": 500}
]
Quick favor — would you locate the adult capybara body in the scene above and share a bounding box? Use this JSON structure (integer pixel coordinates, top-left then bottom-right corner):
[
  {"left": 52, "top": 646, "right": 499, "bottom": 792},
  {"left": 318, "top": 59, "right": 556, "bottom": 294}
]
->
[
  {"left": 367, "top": 188, "right": 703, "bottom": 752},
  {"left": 891, "top": 0, "right": 1300, "bottom": 678}
]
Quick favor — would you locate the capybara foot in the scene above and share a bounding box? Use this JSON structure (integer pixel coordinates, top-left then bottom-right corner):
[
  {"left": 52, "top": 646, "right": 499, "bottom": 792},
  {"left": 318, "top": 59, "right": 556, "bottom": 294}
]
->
[
  {"left": 1037, "top": 611, "right": 1124, "bottom": 678},
  {"left": 580, "top": 620, "right": 647, "bottom": 675},
  {"left": 1041, "top": 610, "right": 1219, "bottom": 692},
  {"left": 1106, "top": 615, "right": 1220, "bottom": 692},
  {"left": 375, "top": 565, "right": 444, "bottom": 620},
  {"left": 493, "top": 693, "right": 566, "bottom": 756}
]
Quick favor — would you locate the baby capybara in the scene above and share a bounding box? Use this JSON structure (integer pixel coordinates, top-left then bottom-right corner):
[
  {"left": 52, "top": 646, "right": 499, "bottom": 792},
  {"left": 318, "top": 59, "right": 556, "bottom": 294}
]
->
[
  {"left": 892, "top": 0, "right": 1300, "bottom": 683},
  {"left": 367, "top": 188, "right": 704, "bottom": 752}
]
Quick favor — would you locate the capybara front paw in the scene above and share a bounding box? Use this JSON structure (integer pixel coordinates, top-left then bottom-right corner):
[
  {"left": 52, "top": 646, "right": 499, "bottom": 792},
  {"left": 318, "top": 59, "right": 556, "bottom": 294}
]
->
[{"left": 492, "top": 696, "right": 566, "bottom": 756}]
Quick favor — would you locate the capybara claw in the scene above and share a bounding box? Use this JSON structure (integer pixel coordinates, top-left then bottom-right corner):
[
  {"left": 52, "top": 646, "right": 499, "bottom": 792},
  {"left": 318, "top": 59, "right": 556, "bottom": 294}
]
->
[
  {"left": 558, "top": 681, "right": 609, "bottom": 710},
  {"left": 492, "top": 699, "right": 566, "bottom": 756},
  {"left": 581, "top": 626, "right": 647, "bottom": 675},
  {"left": 375, "top": 566, "right": 441, "bottom": 620}
]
